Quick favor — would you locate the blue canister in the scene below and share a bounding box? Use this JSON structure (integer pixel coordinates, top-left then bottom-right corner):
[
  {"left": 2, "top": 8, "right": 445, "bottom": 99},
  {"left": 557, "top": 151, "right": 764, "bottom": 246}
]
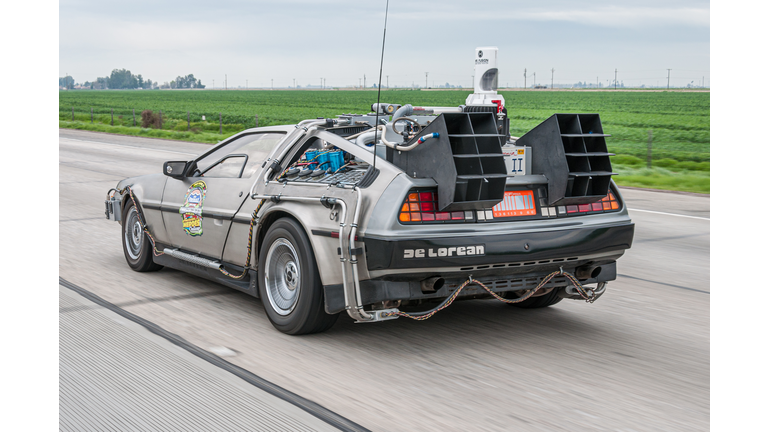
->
[
  {"left": 304, "top": 150, "right": 317, "bottom": 164},
  {"left": 329, "top": 151, "right": 344, "bottom": 172}
]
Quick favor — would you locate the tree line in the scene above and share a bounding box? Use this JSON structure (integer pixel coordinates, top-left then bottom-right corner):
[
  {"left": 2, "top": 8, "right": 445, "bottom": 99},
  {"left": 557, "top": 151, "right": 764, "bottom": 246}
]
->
[{"left": 60, "top": 69, "right": 205, "bottom": 90}]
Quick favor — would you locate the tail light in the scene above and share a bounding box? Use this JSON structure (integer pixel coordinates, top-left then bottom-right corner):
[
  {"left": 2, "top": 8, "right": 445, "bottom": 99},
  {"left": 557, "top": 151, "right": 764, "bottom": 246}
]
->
[
  {"left": 398, "top": 190, "right": 471, "bottom": 224},
  {"left": 398, "top": 188, "right": 621, "bottom": 224},
  {"left": 564, "top": 191, "right": 620, "bottom": 215}
]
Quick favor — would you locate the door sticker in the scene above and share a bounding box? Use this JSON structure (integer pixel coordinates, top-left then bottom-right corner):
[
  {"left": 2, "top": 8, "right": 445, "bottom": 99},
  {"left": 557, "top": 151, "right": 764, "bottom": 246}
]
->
[{"left": 180, "top": 180, "right": 206, "bottom": 236}]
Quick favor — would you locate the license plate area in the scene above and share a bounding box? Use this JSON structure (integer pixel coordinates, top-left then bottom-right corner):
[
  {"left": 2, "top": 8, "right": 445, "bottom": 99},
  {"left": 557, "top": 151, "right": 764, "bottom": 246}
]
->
[{"left": 491, "top": 190, "right": 537, "bottom": 218}]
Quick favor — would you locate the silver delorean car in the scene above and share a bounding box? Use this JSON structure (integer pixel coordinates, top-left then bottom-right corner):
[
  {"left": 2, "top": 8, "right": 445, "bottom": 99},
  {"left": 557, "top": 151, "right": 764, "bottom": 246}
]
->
[{"left": 106, "top": 48, "right": 634, "bottom": 334}]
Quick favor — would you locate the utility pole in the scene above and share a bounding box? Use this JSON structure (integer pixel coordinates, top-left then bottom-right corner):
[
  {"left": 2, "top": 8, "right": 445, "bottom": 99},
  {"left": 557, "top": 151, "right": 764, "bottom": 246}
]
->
[
  {"left": 597, "top": 76, "right": 599, "bottom": 88},
  {"left": 293, "top": 78, "right": 296, "bottom": 88},
  {"left": 667, "top": 69, "right": 671, "bottom": 89},
  {"left": 551, "top": 68, "right": 554, "bottom": 89},
  {"left": 225, "top": 74, "right": 227, "bottom": 90},
  {"left": 533, "top": 72, "right": 536, "bottom": 88},
  {"left": 364, "top": 74, "right": 366, "bottom": 88},
  {"left": 386, "top": 75, "right": 389, "bottom": 88},
  {"left": 425, "top": 72, "right": 428, "bottom": 88},
  {"left": 213, "top": 79, "right": 215, "bottom": 89},
  {"left": 614, "top": 69, "right": 618, "bottom": 89},
  {"left": 524, "top": 69, "right": 526, "bottom": 88}
]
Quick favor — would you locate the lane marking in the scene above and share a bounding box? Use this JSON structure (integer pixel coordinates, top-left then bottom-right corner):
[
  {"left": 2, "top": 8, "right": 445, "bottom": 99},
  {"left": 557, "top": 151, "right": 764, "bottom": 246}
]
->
[
  {"left": 628, "top": 208, "right": 710, "bottom": 221},
  {"left": 60, "top": 137, "right": 199, "bottom": 156},
  {"left": 59, "top": 277, "right": 371, "bottom": 432},
  {"left": 617, "top": 273, "right": 710, "bottom": 294}
]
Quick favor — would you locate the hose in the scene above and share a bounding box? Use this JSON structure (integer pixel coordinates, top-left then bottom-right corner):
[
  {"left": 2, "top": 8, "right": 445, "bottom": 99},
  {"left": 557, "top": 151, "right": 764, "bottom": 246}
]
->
[{"left": 382, "top": 269, "right": 597, "bottom": 321}]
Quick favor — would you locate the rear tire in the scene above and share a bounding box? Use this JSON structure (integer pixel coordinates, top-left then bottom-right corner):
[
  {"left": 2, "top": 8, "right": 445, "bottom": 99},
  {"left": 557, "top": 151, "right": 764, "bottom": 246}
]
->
[
  {"left": 509, "top": 288, "right": 563, "bottom": 309},
  {"left": 121, "top": 200, "right": 163, "bottom": 272},
  {"left": 258, "top": 218, "right": 338, "bottom": 335}
]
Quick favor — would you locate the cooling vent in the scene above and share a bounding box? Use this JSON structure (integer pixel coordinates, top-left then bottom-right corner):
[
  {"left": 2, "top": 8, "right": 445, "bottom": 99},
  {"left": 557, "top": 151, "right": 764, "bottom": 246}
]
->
[{"left": 516, "top": 113, "right": 615, "bottom": 206}]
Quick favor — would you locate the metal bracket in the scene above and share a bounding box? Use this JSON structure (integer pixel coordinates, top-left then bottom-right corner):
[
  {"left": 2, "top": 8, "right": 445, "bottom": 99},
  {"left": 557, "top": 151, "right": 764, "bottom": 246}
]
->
[{"left": 356, "top": 309, "right": 400, "bottom": 323}]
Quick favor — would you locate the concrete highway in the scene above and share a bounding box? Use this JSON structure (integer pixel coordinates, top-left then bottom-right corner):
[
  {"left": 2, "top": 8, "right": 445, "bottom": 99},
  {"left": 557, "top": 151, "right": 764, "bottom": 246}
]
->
[{"left": 59, "top": 129, "right": 709, "bottom": 431}]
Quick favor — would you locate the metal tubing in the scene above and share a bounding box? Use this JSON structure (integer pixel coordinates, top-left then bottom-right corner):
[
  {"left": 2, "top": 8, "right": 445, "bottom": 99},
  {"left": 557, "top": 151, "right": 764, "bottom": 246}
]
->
[
  {"left": 348, "top": 187, "right": 372, "bottom": 321},
  {"left": 413, "top": 106, "right": 463, "bottom": 114},
  {"left": 258, "top": 119, "right": 326, "bottom": 189},
  {"left": 249, "top": 193, "right": 372, "bottom": 322},
  {"left": 255, "top": 118, "right": 352, "bottom": 192}
]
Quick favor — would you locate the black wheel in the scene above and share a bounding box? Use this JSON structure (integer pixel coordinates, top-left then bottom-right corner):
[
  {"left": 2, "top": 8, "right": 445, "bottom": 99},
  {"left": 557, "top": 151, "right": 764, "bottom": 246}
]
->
[
  {"left": 258, "top": 218, "right": 338, "bottom": 335},
  {"left": 121, "top": 199, "right": 163, "bottom": 272},
  {"left": 509, "top": 288, "right": 563, "bottom": 309}
]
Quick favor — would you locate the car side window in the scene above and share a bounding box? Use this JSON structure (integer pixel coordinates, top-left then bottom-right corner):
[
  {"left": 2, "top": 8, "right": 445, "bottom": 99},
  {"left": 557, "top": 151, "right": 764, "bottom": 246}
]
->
[
  {"left": 195, "top": 133, "right": 285, "bottom": 178},
  {"left": 200, "top": 154, "right": 247, "bottom": 178}
]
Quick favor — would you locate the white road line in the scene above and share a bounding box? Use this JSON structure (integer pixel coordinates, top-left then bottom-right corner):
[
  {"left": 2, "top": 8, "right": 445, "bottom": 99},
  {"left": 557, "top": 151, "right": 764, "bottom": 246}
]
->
[
  {"left": 60, "top": 137, "right": 199, "bottom": 156},
  {"left": 628, "top": 208, "right": 710, "bottom": 221}
]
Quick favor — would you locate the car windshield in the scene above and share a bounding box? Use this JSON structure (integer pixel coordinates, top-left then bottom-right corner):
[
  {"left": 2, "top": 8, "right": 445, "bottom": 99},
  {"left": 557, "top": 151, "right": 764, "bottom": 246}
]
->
[{"left": 196, "top": 132, "right": 285, "bottom": 177}]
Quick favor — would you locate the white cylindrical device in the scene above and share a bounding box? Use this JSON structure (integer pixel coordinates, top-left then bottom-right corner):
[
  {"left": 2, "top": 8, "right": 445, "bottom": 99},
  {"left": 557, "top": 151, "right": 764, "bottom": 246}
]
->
[
  {"left": 474, "top": 47, "right": 498, "bottom": 93},
  {"left": 466, "top": 47, "right": 505, "bottom": 107}
]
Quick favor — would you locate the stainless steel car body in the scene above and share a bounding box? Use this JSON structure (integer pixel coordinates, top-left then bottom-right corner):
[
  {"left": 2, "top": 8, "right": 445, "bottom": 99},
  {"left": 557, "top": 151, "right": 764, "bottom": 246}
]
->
[{"left": 110, "top": 104, "right": 634, "bottom": 331}]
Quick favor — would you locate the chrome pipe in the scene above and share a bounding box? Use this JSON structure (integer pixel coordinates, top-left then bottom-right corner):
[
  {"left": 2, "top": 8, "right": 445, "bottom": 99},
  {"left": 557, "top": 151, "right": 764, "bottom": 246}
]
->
[
  {"left": 250, "top": 193, "right": 372, "bottom": 322},
  {"left": 348, "top": 187, "right": 372, "bottom": 321}
]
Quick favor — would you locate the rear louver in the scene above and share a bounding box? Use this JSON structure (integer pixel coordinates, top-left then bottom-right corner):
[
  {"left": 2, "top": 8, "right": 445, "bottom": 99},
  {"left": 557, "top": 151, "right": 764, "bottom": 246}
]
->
[{"left": 517, "top": 113, "right": 615, "bottom": 206}]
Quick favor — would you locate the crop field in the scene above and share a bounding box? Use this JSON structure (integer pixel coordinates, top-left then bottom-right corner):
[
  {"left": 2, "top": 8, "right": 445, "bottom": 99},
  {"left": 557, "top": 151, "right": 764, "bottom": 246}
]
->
[{"left": 59, "top": 89, "right": 709, "bottom": 193}]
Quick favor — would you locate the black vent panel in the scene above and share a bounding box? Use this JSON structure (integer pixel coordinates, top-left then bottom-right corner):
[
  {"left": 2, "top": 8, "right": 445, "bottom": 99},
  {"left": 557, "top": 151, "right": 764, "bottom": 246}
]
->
[{"left": 516, "top": 113, "right": 615, "bottom": 206}]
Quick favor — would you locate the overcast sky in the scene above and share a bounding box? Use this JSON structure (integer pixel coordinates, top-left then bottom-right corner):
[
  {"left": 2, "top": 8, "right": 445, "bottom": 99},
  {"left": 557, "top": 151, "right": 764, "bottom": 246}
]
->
[{"left": 59, "top": 0, "right": 710, "bottom": 88}]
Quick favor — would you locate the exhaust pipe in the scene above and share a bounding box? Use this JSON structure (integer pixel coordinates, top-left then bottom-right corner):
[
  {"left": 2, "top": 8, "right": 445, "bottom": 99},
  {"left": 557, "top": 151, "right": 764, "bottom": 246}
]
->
[
  {"left": 421, "top": 276, "right": 445, "bottom": 293},
  {"left": 575, "top": 265, "right": 602, "bottom": 280}
]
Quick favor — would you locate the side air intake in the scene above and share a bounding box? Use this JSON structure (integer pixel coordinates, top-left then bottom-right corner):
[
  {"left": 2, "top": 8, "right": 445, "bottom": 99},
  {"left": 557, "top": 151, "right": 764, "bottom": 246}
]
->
[{"left": 516, "top": 114, "right": 615, "bottom": 206}]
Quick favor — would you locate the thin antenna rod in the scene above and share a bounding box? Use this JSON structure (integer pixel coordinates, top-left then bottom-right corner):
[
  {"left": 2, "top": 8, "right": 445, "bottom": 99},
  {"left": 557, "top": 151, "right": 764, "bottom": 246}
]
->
[{"left": 372, "top": 0, "right": 390, "bottom": 172}]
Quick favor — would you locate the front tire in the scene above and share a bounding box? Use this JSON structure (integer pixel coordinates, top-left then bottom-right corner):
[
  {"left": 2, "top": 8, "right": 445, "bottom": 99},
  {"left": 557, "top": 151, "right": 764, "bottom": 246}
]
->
[
  {"left": 121, "top": 199, "right": 163, "bottom": 272},
  {"left": 258, "top": 218, "right": 338, "bottom": 335}
]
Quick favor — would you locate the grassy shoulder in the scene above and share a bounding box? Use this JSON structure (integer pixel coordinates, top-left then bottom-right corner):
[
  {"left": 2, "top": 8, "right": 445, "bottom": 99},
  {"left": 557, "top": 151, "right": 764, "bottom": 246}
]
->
[
  {"left": 611, "top": 156, "right": 709, "bottom": 194},
  {"left": 59, "top": 120, "right": 234, "bottom": 144},
  {"left": 59, "top": 121, "right": 709, "bottom": 194}
]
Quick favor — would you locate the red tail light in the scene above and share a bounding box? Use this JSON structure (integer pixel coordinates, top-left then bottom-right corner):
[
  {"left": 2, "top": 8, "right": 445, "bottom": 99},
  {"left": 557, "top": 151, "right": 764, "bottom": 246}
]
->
[
  {"left": 399, "top": 190, "right": 469, "bottom": 223},
  {"left": 565, "top": 192, "right": 620, "bottom": 215}
]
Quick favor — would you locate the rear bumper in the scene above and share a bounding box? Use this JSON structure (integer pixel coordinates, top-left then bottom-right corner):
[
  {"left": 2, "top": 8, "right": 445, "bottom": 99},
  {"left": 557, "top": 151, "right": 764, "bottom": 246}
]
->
[
  {"left": 362, "top": 221, "right": 634, "bottom": 271},
  {"left": 322, "top": 221, "right": 634, "bottom": 314}
]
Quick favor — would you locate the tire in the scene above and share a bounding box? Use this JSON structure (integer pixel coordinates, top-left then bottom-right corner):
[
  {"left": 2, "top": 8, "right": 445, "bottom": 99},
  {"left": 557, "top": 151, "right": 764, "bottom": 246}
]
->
[
  {"left": 258, "top": 218, "right": 338, "bottom": 335},
  {"left": 509, "top": 288, "right": 563, "bottom": 309},
  {"left": 121, "top": 199, "right": 163, "bottom": 272}
]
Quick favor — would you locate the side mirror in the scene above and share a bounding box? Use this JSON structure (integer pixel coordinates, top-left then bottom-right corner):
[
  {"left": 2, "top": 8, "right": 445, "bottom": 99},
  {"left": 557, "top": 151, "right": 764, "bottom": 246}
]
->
[
  {"left": 163, "top": 161, "right": 198, "bottom": 178},
  {"left": 163, "top": 161, "right": 187, "bottom": 178}
]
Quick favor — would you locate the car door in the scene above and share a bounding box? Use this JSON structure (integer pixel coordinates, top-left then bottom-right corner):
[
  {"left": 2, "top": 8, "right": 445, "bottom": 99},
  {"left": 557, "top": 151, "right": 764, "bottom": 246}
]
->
[{"left": 160, "top": 132, "right": 286, "bottom": 259}]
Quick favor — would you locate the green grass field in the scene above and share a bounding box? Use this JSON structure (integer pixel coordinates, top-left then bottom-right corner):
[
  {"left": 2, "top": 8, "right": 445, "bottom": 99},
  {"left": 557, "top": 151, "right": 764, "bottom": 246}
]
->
[{"left": 59, "top": 89, "right": 709, "bottom": 193}]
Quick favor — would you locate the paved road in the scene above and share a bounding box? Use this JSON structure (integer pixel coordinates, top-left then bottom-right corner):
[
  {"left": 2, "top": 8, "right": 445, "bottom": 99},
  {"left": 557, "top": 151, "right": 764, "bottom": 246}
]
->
[
  {"left": 60, "top": 283, "right": 347, "bottom": 432},
  {"left": 59, "top": 129, "right": 709, "bottom": 431}
]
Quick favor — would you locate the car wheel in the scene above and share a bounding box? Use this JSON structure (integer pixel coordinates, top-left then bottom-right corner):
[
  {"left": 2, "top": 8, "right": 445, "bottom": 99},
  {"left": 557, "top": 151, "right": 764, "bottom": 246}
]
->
[
  {"left": 509, "top": 288, "right": 563, "bottom": 309},
  {"left": 258, "top": 218, "right": 339, "bottom": 335},
  {"left": 121, "top": 199, "right": 163, "bottom": 272}
]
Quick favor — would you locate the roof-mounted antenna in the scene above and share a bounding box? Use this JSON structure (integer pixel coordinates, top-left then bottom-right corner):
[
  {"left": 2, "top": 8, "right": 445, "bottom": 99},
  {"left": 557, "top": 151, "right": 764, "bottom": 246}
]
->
[{"left": 371, "top": 0, "right": 389, "bottom": 173}]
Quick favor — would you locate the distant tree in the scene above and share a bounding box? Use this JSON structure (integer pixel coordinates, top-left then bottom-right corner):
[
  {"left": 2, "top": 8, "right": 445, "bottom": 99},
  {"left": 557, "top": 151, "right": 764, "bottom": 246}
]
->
[
  {"left": 173, "top": 74, "right": 205, "bottom": 89},
  {"left": 137, "top": 74, "right": 144, "bottom": 89},
  {"left": 59, "top": 76, "right": 74, "bottom": 89},
  {"left": 92, "top": 77, "right": 109, "bottom": 89},
  {"left": 107, "top": 68, "right": 140, "bottom": 89}
]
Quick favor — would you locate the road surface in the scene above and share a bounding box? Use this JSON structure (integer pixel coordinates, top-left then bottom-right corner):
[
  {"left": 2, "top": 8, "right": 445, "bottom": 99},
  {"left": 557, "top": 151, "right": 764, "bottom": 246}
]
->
[{"left": 59, "top": 129, "right": 709, "bottom": 431}]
